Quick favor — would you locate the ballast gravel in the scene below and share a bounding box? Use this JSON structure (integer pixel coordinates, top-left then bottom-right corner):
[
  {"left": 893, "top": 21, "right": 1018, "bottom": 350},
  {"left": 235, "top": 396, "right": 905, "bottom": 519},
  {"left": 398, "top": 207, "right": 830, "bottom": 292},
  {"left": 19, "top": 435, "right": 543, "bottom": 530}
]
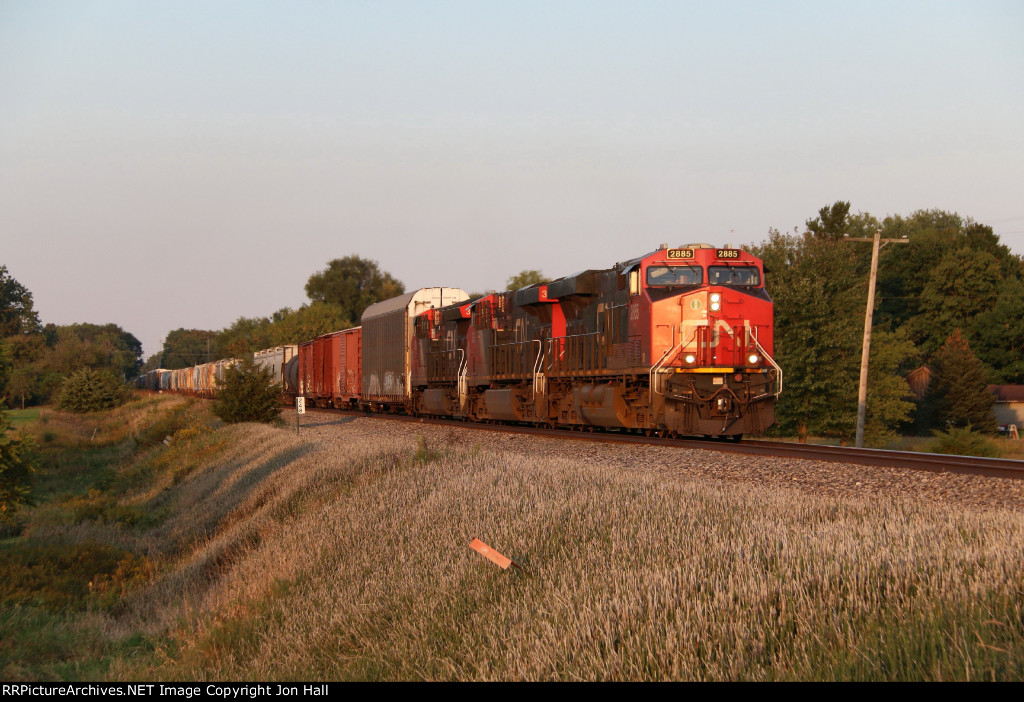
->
[{"left": 293, "top": 410, "right": 1024, "bottom": 512}]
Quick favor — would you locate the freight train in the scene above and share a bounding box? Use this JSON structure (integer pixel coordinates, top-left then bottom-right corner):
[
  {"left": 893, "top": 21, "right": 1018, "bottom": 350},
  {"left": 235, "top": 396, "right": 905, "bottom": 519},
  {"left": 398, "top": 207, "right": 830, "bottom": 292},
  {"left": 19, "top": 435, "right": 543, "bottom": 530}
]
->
[{"left": 139, "top": 244, "right": 781, "bottom": 440}]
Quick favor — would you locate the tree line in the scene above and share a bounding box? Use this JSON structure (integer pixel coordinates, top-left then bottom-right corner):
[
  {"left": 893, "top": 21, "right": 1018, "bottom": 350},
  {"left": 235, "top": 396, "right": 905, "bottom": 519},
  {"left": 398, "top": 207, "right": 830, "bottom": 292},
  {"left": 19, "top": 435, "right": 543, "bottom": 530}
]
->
[
  {"left": 4, "top": 203, "right": 1022, "bottom": 445},
  {"left": 144, "top": 259, "right": 549, "bottom": 372},
  {"left": 752, "top": 202, "right": 1022, "bottom": 443},
  {"left": 142, "top": 255, "right": 406, "bottom": 370},
  {"left": 0, "top": 266, "right": 142, "bottom": 409}
]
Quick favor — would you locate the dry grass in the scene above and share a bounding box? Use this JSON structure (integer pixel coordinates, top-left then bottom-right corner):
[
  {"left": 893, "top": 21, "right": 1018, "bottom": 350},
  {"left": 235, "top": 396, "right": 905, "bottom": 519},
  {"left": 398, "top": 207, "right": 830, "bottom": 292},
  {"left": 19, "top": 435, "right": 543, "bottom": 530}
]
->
[
  {"left": 5, "top": 399, "right": 1021, "bottom": 680},
  {"left": 17, "top": 394, "right": 190, "bottom": 447},
  {"left": 88, "top": 422, "right": 1024, "bottom": 681}
]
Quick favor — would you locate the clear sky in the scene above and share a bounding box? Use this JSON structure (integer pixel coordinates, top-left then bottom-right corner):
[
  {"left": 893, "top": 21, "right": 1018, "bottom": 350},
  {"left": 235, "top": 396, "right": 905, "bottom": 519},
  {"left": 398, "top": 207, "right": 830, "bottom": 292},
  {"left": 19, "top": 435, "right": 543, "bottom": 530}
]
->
[{"left": 2, "top": 0, "right": 1022, "bottom": 359}]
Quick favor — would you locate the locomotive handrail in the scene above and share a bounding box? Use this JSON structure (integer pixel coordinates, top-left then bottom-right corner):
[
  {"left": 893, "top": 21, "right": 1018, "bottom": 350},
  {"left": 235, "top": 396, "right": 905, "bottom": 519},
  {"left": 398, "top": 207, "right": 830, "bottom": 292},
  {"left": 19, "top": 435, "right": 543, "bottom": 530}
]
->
[
  {"left": 457, "top": 348, "right": 468, "bottom": 410},
  {"left": 544, "top": 331, "right": 602, "bottom": 374},
  {"left": 489, "top": 339, "right": 535, "bottom": 348},
  {"left": 531, "top": 340, "right": 543, "bottom": 395},
  {"left": 751, "top": 333, "right": 783, "bottom": 396},
  {"left": 649, "top": 327, "right": 687, "bottom": 402},
  {"left": 489, "top": 338, "right": 539, "bottom": 377}
]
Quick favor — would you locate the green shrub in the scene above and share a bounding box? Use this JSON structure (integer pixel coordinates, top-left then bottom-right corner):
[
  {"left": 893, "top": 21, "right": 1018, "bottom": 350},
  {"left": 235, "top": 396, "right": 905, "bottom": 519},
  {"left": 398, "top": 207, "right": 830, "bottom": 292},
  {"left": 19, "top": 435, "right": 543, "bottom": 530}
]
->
[
  {"left": 928, "top": 425, "right": 1001, "bottom": 458},
  {"left": 0, "top": 541, "right": 150, "bottom": 611},
  {"left": 57, "top": 369, "right": 129, "bottom": 413},
  {"left": 1, "top": 411, "right": 36, "bottom": 520},
  {"left": 212, "top": 360, "right": 282, "bottom": 424}
]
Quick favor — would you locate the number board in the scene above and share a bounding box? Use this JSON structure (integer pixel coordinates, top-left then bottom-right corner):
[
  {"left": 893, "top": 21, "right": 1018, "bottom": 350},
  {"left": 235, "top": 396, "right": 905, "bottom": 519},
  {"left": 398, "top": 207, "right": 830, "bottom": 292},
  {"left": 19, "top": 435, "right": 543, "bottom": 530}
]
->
[
  {"left": 716, "top": 249, "right": 741, "bottom": 259},
  {"left": 296, "top": 396, "right": 306, "bottom": 415},
  {"left": 666, "top": 249, "right": 694, "bottom": 260}
]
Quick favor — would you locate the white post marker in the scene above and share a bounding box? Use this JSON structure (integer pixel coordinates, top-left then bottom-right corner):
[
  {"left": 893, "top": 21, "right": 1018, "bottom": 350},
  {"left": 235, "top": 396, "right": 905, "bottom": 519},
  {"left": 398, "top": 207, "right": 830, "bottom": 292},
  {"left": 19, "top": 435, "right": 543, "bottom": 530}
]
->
[{"left": 295, "top": 396, "right": 305, "bottom": 435}]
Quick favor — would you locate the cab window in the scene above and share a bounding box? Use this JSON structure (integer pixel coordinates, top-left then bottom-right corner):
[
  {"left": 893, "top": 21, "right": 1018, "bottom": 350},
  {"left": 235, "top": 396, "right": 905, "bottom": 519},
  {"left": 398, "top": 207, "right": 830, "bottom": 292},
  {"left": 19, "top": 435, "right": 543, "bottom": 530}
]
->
[
  {"left": 708, "top": 265, "right": 760, "bottom": 287},
  {"left": 646, "top": 265, "right": 702, "bottom": 287}
]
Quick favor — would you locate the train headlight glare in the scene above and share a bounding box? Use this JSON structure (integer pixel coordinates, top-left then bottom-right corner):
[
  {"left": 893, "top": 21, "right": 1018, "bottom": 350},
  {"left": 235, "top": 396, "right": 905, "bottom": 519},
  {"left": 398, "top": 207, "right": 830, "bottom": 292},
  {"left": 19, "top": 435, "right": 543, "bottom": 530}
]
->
[
  {"left": 710, "top": 302, "right": 721, "bottom": 311},
  {"left": 748, "top": 354, "right": 759, "bottom": 365},
  {"left": 684, "top": 354, "right": 696, "bottom": 364},
  {"left": 710, "top": 293, "right": 721, "bottom": 303}
]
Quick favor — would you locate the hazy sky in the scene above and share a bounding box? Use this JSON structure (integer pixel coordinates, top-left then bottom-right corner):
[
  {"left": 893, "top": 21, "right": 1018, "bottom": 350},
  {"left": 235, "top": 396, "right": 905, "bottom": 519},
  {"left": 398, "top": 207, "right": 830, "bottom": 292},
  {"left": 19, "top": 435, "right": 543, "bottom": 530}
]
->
[{"left": 2, "top": 0, "right": 1023, "bottom": 359}]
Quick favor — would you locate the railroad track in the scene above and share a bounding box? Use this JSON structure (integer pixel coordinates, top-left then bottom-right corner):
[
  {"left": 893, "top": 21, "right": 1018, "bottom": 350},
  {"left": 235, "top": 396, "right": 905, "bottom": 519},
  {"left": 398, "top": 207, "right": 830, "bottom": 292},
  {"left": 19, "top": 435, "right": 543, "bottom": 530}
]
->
[{"left": 299, "top": 407, "right": 1024, "bottom": 481}]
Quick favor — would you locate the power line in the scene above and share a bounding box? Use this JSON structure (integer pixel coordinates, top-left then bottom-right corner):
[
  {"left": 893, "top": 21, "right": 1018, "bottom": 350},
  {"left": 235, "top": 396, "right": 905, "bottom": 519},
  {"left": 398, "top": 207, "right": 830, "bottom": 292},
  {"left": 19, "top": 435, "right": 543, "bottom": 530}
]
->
[{"left": 983, "top": 215, "right": 1024, "bottom": 224}]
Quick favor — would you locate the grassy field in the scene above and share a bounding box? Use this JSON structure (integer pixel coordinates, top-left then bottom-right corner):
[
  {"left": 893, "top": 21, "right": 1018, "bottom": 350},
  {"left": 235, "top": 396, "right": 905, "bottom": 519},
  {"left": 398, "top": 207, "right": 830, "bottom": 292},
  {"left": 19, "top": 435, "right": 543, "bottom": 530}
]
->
[
  {"left": 2, "top": 397, "right": 1022, "bottom": 680},
  {"left": 5, "top": 408, "right": 41, "bottom": 428}
]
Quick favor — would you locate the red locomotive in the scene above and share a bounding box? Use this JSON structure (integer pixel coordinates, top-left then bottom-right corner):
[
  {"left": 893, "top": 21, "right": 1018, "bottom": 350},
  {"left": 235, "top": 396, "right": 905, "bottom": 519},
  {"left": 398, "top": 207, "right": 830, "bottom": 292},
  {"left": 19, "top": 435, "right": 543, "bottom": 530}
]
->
[
  {"left": 401, "top": 244, "right": 779, "bottom": 439},
  {"left": 152, "top": 244, "right": 780, "bottom": 440}
]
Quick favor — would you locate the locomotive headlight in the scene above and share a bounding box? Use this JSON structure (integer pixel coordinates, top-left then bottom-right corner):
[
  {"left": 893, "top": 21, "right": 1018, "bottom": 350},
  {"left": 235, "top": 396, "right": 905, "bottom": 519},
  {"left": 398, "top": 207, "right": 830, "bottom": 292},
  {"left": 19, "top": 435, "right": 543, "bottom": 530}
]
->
[
  {"left": 710, "top": 293, "right": 721, "bottom": 303},
  {"left": 748, "top": 353, "right": 760, "bottom": 365},
  {"left": 710, "top": 293, "right": 721, "bottom": 311},
  {"left": 684, "top": 354, "right": 696, "bottom": 364}
]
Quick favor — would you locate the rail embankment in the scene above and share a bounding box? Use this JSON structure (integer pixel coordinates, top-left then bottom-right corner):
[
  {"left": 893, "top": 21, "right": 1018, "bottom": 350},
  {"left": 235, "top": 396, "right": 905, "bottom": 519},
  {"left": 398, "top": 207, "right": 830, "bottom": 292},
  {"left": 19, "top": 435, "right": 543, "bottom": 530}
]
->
[{"left": 3, "top": 399, "right": 1023, "bottom": 680}]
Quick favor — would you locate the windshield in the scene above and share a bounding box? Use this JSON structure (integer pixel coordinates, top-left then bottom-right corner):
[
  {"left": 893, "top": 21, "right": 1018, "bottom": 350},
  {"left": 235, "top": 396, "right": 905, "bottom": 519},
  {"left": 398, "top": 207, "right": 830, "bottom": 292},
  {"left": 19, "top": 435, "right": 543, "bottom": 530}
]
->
[
  {"left": 646, "top": 265, "right": 702, "bottom": 287},
  {"left": 708, "top": 265, "right": 760, "bottom": 287}
]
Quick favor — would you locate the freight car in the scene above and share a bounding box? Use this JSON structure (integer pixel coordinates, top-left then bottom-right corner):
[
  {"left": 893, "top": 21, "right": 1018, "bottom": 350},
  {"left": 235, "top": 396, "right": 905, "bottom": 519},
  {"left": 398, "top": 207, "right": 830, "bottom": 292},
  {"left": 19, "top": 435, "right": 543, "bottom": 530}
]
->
[
  {"left": 147, "top": 244, "right": 780, "bottom": 440},
  {"left": 254, "top": 345, "right": 297, "bottom": 388},
  {"left": 294, "top": 329, "right": 361, "bottom": 409}
]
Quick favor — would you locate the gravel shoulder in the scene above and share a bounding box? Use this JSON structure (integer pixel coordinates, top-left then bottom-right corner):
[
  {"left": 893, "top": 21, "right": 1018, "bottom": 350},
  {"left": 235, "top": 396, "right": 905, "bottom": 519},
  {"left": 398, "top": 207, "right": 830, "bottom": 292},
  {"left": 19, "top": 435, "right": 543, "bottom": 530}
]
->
[{"left": 295, "top": 410, "right": 1024, "bottom": 513}]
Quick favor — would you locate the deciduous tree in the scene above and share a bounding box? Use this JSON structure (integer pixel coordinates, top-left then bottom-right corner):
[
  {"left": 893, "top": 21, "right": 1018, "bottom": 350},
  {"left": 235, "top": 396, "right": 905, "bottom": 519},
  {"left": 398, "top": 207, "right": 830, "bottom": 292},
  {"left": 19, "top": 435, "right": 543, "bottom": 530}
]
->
[
  {"left": 970, "top": 276, "right": 1024, "bottom": 383},
  {"left": 305, "top": 256, "right": 404, "bottom": 323},
  {"left": 506, "top": 270, "right": 548, "bottom": 290},
  {"left": 159, "top": 329, "right": 219, "bottom": 370},
  {"left": 213, "top": 303, "right": 354, "bottom": 358},
  {"left": 751, "top": 203, "right": 915, "bottom": 444},
  {"left": 876, "top": 211, "right": 1020, "bottom": 360},
  {"left": 0, "top": 345, "right": 35, "bottom": 518},
  {"left": 751, "top": 227, "right": 865, "bottom": 440},
  {"left": 0, "top": 265, "right": 41, "bottom": 337}
]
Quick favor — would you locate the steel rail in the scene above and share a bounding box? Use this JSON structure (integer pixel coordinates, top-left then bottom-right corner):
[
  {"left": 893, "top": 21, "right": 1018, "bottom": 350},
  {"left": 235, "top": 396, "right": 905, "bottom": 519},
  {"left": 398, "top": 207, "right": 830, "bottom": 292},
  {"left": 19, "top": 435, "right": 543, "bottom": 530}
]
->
[{"left": 298, "top": 407, "right": 1024, "bottom": 481}]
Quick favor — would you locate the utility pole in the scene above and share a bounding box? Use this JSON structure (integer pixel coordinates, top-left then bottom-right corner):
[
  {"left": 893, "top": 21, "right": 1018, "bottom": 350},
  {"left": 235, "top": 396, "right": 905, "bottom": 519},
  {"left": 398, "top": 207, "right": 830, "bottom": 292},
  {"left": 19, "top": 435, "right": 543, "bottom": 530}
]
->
[{"left": 845, "top": 230, "right": 908, "bottom": 447}]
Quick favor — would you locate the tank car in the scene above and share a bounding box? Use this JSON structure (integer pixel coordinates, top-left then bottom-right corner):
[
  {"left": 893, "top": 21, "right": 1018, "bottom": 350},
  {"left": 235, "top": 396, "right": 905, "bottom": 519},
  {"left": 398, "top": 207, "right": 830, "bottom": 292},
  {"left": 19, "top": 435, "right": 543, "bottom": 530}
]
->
[{"left": 254, "top": 345, "right": 298, "bottom": 389}]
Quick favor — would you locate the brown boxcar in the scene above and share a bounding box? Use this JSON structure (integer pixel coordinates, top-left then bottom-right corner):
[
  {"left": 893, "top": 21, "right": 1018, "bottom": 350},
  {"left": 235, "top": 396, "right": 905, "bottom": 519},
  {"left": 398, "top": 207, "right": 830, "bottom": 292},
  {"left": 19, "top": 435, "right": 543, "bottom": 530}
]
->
[
  {"left": 297, "top": 341, "right": 314, "bottom": 398},
  {"left": 297, "top": 327, "right": 362, "bottom": 408},
  {"left": 337, "top": 327, "right": 362, "bottom": 404}
]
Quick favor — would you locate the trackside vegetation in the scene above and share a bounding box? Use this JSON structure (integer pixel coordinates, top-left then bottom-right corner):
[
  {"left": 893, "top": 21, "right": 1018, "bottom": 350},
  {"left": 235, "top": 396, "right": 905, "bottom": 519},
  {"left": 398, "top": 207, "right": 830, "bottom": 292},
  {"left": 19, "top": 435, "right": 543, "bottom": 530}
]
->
[
  {"left": 212, "top": 360, "right": 282, "bottom": 424},
  {"left": 57, "top": 369, "right": 130, "bottom": 414},
  {"left": 2, "top": 397, "right": 1022, "bottom": 681}
]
